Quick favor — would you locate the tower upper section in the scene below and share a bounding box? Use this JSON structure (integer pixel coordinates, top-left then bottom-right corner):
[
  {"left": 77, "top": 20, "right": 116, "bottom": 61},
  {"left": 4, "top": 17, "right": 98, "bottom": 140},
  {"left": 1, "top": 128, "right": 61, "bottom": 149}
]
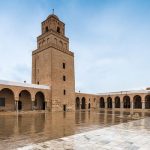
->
[
  {"left": 36, "top": 14, "right": 70, "bottom": 52},
  {"left": 42, "top": 14, "right": 65, "bottom": 35}
]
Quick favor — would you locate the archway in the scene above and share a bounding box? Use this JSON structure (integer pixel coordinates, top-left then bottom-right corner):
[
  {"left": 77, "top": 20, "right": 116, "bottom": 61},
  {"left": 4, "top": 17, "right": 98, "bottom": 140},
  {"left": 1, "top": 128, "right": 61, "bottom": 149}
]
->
[
  {"left": 0, "top": 88, "right": 15, "bottom": 111},
  {"left": 115, "top": 96, "right": 120, "bottom": 108},
  {"left": 19, "top": 90, "right": 32, "bottom": 110},
  {"left": 75, "top": 97, "right": 80, "bottom": 110},
  {"left": 81, "top": 97, "right": 86, "bottom": 109},
  {"left": 35, "top": 92, "right": 45, "bottom": 110},
  {"left": 145, "top": 95, "right": 150, "bottom": 109},
  {"left": 107, "top": 97, "right": 112, "bottom": 108},
  {"left": 123, "top": 96, "right": 130, "bottom": 108},
  {"left": 133, "top": 95, "right": 142, "bottom": 109},
  {"left": 99, "top": 97, "right": 105, "bottom": 108}
]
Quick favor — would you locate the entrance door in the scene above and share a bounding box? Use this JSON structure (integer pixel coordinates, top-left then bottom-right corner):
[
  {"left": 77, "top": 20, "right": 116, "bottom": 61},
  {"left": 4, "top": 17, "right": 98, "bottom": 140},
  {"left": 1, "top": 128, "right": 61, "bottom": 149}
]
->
[
  {"left": 63, "top": 105, "right": 66, "bottom": 112},
  {"left": 18, "top": 101, "right": 22, "bottom": 110}
]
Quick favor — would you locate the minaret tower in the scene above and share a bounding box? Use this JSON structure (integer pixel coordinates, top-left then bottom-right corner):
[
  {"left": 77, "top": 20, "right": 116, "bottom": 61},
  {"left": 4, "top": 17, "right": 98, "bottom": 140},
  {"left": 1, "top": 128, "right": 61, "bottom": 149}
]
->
[{"left": 32, "top": 13, "right": 75, "bottom": 111}]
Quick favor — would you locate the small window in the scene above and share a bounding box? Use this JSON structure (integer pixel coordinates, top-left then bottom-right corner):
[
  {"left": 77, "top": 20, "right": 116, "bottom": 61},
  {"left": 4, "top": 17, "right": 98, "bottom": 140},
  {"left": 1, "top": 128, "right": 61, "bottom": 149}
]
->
[
  {"left": 37, "top": 81, "right": 39, "bottom": 85},
  {"left": 63, "top": 63, "right": 66, "bottom": 69},
  {"left": 0, "top": 98, "right": 5, "bottom": 106},
  {"left": 64, "top": 89, "right": 66, "bottom": 95},
  {"left": 45, "top": 26, "right": 49, "bottom": 32},
  {"left": 63, "top": 75, "right": 66, "bottom": 81},
  {"left": 57, "top": 27, "right": 60, "bottom": 33}
]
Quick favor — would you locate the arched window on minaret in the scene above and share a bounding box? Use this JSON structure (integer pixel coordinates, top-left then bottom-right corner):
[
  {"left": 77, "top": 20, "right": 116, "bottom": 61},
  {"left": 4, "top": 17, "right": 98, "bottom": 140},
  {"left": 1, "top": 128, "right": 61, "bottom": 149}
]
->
[
  {"left": 57, "top": 27, "right": 60, "bottom": 33},
  {"left": 45, "top": 26, "right": 49, "bottom": 32},
  {"left": 42, "top": 40, "right": 45, "bottom": 45}
]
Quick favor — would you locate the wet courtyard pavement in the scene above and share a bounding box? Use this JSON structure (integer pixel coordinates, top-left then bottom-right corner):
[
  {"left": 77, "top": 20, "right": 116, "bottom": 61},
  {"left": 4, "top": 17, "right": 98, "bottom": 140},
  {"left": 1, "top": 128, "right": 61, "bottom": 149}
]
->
[{"left": 0, "top": 110, "right": 150, "bottom": 150}]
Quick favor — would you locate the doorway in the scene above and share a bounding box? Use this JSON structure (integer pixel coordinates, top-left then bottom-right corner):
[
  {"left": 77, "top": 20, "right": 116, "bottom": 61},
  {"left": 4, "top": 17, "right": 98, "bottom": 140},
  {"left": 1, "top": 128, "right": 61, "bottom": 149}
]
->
[
  {"left": 63, "top": 105, "right": 66, "bottom": 112},
  {"left": 88, "top": 103, "right": 91, "bottom": 109}
]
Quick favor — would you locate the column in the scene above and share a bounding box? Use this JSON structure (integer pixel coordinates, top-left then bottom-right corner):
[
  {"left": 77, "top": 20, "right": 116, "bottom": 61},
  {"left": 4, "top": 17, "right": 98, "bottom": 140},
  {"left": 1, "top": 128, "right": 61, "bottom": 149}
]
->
[
  {"left": 105, "top": 101, "right": 107, "bottom": 109},
  {"left": 142, "top": 101, "right": 145, "bottom": 117},
  {"left": 45, "top": 101, "right": 47, "bottom": 111},
  {"left": 120, "top": 101, "right": 123, "bottom": 116},
  {"left": 120, "top": 101, "right": 123, "bottom": 109},
  {"left": 31, "top": 100, "right": 35, "bottom": 110},
  {"left": 15, "top": 100, "right": 18, "bottom": 113},
  {"left": 112, "top": 100, "right": 115, "bottom": 123},
  {"left": 142, "top": 101, "right": 145, "bottom": 110},
  {"left": 15, "top": 96, "right": 19, "bottom": 112},
  {"left": 130, "top": 101, "right": 133, "bottom": 115},
  {"left": 112, "top": 101, "right": 115, "bottom": 110}
]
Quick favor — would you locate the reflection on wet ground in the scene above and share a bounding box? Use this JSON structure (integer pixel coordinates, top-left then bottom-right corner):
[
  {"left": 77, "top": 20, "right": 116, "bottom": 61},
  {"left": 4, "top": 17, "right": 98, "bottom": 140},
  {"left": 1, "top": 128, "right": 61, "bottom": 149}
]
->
[{"left": 0, "top": 110, "right": 149, "bottom": 149}]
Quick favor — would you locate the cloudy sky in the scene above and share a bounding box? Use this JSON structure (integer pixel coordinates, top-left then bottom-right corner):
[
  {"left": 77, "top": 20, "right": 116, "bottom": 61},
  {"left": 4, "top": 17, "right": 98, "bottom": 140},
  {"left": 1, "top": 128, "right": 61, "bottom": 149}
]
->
[{"left": 0, "top": 0, "right": 150, "bottom": 93}]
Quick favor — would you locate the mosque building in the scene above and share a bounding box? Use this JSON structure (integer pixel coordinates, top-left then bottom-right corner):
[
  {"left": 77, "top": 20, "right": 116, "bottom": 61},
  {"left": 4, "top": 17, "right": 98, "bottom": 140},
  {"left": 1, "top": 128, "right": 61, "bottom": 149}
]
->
[{"left": 0, "top": 13, "right": 150, "bottom": 112}]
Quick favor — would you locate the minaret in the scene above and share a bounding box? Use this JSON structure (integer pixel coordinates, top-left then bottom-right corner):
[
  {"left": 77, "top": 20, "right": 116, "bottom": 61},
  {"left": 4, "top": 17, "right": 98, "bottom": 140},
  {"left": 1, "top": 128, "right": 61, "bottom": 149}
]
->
[{"left": 32, "top": 13, "right": 75, "bottom": 111}]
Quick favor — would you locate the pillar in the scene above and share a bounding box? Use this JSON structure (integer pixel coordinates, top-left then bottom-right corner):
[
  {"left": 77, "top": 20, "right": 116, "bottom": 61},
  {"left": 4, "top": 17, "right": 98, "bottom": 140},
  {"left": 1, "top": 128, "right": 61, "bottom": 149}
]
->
[
  {"left": 142, "top": 101, "right": 145, "bottom": 117},
  {"left": 130, "top": 101, "right": 133, "bottom": 114},
  {"left": 142, "top": 101, "right": 145, "bottom": 110},
  {"left": 120, "top": 101, "right": 123, "bottom": 109},
  {"left": 120, "top": 101, "right": 123, "bottom": 116},
  {"left": 45, "top": 101, "right": 47, "bottom": 111},
  {"left": 15, "top": 97, "right": 19, "bottom": 113},
  {"left": 105, "top": 101, "right": 107, "bottom": 109},
  {"left": 112, "top": 101, "right": 115, "bottom": 115},
  {"left": 31, "top": 100, "right": 35, "bottom": 110},
  {"left": 15, "top": 100, "right": 18, "bottom": 113},
  {"left": 112, "top": 101, "right": 115, "bottom": 110}
]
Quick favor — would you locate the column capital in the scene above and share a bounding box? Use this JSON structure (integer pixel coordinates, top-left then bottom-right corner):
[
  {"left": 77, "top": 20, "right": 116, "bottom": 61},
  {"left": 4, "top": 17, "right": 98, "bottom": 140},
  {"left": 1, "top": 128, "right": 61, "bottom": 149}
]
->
[
  {"left": 15, "top": 97, "right": 19, "bottom": 101},
  {"left": 31, "top": 98, "right": 35, "bottom": 102}
]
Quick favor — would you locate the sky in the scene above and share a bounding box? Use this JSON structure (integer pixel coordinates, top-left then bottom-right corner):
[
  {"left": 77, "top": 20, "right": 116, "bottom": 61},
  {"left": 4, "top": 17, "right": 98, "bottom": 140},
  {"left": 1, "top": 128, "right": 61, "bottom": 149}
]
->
[{"left": 0, "top": 0, "right": 150, "bottom": 94}]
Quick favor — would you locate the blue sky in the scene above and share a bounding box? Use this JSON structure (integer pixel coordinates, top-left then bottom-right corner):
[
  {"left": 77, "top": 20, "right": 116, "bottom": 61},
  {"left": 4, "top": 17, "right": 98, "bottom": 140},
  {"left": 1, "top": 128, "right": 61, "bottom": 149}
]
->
[{"left": 0, "top": 0, "right": 150, "bottom": 93}]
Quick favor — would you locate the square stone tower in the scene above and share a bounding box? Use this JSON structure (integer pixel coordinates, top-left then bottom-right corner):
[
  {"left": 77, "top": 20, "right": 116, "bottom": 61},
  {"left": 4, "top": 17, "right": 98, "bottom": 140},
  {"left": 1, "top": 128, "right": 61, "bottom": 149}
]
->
[{"left": 32, "top": 14, "right": 75, "bottom": 111}]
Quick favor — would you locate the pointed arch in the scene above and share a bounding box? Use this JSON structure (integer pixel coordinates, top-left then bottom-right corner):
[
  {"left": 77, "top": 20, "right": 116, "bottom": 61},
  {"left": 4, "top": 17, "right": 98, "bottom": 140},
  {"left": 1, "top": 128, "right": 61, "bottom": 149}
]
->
[
  {"left": 19, "top": 90, "right": 32, "bottom": 110},
  {"left": 123, "top": 96, "right": 130, "bottom": 108},
  {"left": 81, "top": 97, "right": 86, "bottom": 109},
  {"left": 35, "top": 91, "right": 45, "bottom": 110},
  {"left": 75, "top": 97, "right": 80, "bottom": 110},
  {"left": 115, "top": 96, "right": 120, "bottom": 108},
  {"left": 145, "top": 95, "right": 150, "bottom": 109},
  {"left": 0, "top": 88, "right": 15, "bottom": 111},
  {"left": 133, "top": 95, "right": 142, "bottom": 109},
  {"left": 107, "top": 97, "right": 112, "bottom": 108},
  {"left": 99, "top": 97, "right": 105, "bottom": 108}
]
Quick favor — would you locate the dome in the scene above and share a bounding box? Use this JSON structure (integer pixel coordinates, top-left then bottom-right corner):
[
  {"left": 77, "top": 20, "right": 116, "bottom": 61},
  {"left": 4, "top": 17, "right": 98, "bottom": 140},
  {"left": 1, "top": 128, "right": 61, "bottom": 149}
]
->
[{"left": 47, "top": 14, "right": 59, "bottom": 20}]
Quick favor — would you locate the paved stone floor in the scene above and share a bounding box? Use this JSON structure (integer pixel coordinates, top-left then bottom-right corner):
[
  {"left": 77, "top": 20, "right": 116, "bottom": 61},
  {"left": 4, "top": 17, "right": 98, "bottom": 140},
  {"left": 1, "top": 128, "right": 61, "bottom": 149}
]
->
[{"left": 18, "top": 117, "right": 150, "bottom": 150}]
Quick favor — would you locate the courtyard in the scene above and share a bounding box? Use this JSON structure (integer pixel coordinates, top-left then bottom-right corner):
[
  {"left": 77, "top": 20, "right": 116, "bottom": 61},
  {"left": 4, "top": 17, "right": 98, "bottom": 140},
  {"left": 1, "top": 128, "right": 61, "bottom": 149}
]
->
[{"left": 0, "top": 110, "right": 149, "bottom": 149}]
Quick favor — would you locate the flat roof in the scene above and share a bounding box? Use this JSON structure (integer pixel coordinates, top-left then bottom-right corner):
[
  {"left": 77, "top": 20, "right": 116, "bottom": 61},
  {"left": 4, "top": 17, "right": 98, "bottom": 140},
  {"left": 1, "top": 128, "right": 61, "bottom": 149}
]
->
[
  {"left": 0, "top": 80, "right": 50, "bottom": 90},
  {"left": 97, "top": 89, "right": 150, "bottom": 95}
]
